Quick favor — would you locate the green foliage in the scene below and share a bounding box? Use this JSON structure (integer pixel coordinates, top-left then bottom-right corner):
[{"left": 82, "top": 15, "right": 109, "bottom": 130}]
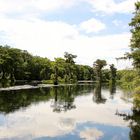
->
[
  {"left": 28, "top": 56, "right": 51, "bottom": 80},
  {"left": 93, "top": 59, "right": 107, "bottom": 82},
  {"left": 102, "top": 69, "right": 110, "bottom": 82},
  {"left": 64, "top": 52, "right": 77, "bottom": 83},
  {"left": 133, "top": 86, "right": 140, "bottom": 110},
  {"left": 134, "top": 86, "right": 140, "bottom": 94},
  {"left": 129, "top": 1, "right": 140, "bottom": 69},
  {"left": 93, "top": 59, "right": 107, "bottom": 70},
  {"left": 51, "top": 65, "right": 58, "bottom": 85},
  {"left": 0, "top": 46, "right": 30, "bottom": 85},
  {"left": 0, "top": 46, "right": 101, "bottom": 86},
  {"left": 110, "top": 64, "right": 117, "bottom": 81},
  {"left": 117, "top": 69, "right": 140, "bottom": 90},
  {"left": 76, "top": 65, "right": 94, "bottom": 81},
  {"left": 64, "top": 52, "right": 77, "bottom": 64},
  {"left": 118, "top": 2, "right": 140, "bottom": 93},
  {"left": 0, "top": 46, "right": 117, "bottom": 86}
]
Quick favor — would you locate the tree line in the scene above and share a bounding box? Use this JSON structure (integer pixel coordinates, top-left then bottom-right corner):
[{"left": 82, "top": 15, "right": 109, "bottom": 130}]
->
[{"left": 0, "top": 45, "right": 116, "bottom": 87}]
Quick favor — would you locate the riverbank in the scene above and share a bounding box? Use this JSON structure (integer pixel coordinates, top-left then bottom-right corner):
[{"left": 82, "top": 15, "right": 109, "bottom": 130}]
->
[{"left": 0, "top": 83, "right": 95, "bottom": 91}]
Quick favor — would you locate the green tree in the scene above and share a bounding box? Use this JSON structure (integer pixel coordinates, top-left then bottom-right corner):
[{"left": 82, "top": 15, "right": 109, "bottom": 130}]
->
[
  {"left": 54, "top": 58, "right": 66, "bottom": 80},
  {"left": 93, "top": 59, "right": 107, "bottom": 82},
  {"left": 0, "top": 46, "right": 25, "bottom": 85},
  {"left": 110, "top": 64, "right": 117, "bottom": 81},
  {"left": 51, "top": 65, "right": 58, "bottom": 85},
  {"left": 129, "top": 2, "right": 140, "bottom": 70},
  {"left": 102, "top": 69, "right": 110, "bottom": 82},
  {"left": 64, "top": 52, "right": 77, "bottom": 64},
  {"left": 64, "top": 52, "right": 77, "bottom": 83},
  {"left": 76, "top": 65, "right": 93, "bottom": 81},
  {"left": 28, "top": 56, "right": 51, "bottom": 80}
]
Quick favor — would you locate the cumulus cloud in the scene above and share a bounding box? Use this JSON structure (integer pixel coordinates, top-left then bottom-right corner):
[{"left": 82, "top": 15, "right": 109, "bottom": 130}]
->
[
  {"left": 0, "top": 0, "right": 134, "bottom": 69},
  {"left": 0, "top": 0, "right": 136, "bottom": 18},
  {"left": 0, "top": 16, "right": 131, "bottom": 69},
  {"left": 79, "top": 18, "right": 106, "bottom": 33},
  {"left": 85, "top": 0, "right": 137, "bottom": 14},
  {"left": 0, "top": 0, "right": 77, "bottom": 17},
  {"left": 80, "top": 128, "right": 104, "bottom": 140}
]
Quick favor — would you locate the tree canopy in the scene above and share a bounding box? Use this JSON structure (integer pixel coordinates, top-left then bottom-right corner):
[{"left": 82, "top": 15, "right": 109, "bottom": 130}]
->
[
  {"left": 0, "top": 45, "right": 116, "bottom": 87},
  {"left": 129, "top": 1, "right": 140, "bottom": 69},
  {"left": 93, "top": 59, "right": 107, "bottom": 82}
]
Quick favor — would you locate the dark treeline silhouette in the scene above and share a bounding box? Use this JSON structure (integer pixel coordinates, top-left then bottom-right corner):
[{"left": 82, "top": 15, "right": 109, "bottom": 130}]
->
[{"left": 0, "top": 45, "right": 117, "bottom": 87}]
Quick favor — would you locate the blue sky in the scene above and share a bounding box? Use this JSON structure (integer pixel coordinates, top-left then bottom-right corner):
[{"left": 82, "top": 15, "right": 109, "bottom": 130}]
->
[{"left": 0, "top": 0, "right": 137, "bottom": 69}]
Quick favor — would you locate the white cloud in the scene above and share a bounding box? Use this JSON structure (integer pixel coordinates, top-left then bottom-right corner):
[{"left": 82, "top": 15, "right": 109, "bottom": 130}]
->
[
  {"left": 32, "top": 0, "right": 77, "bottom": 11},
  {"left": 80, "top": 128, "right": 104, "bottom": 140},
  {"left": 0, "top": 0, "right": 77, "bottom": 17},
  {"left": 0, "top": 91, "right": 132, "bottom": 139},
  {"left": 0, "top": 0, "right": 133, "bottom": 70},
  {"left": 85, "top": 0, "right": 137, "bottom": 14},
  {"left": 0, "top": 0, "right": 137, "bottom": 20},
  {"left": 0, "top": 18, "right": 79, "bottom": 59},
  {"left": 79, "top": 18, "right": 106, "bottom": 33},
  {"left": 0, "top": 16, "right": 131, "bottom": 69}
]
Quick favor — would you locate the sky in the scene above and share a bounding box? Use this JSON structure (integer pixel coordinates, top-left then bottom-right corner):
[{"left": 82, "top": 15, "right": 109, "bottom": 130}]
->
[{"left": 0, "top": 0, "right": 137, "bottom": 69}]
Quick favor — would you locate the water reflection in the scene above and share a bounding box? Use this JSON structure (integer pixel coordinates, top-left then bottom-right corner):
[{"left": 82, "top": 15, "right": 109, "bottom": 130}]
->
[
  {"left": 117, "top": 102, "right": 140, "bottom": 140},
  {"left": 50, "top": 86, "right": 76, "bottom": 112},
  {"left": 109, "top": 80, "right": 116, "bottom": 99},
  {"left": 0, "top": 84, "right": 93, "bottom": 114},
  {"left": 0, "top": 84, "right": 136, "bottom": 140},
  {"left": 0, "top": 88, "right": 51, "bottom": 114},
  {"left": 93, "top": 82, "right": 106, "bottom": 104}
]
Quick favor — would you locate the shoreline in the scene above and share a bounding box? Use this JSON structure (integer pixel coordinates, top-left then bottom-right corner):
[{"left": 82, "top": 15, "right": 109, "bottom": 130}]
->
[{"left": 0, "top": 83, "right": 94, "bottom": 92}]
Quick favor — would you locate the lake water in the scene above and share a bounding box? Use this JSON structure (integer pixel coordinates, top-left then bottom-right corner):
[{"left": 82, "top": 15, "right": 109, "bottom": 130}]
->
[{"left": 0, "top": 84, "right": 137, "bottom": 140}]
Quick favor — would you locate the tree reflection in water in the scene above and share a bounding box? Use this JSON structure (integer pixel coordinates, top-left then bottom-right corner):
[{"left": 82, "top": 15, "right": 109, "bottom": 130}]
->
[
  {"left": 93, "top": 82, "right": 106, "bottom": 104},
  {"left": 50, "top": 86, "right": 76, "bottom": 112},
  {"left": 109, "top": 80, "right": 116, "bottom": 99},
  {"left": 116, "top": 96, "right": 140, "bottom": 140},
  {"left": 0, "top": 84, "right": 93, "bottom": 114}
]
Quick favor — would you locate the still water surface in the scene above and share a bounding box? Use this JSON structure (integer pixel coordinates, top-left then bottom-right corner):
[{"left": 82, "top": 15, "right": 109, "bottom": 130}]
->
[{"left": 0, "top": 84, "right": 136, "bottom": 140}]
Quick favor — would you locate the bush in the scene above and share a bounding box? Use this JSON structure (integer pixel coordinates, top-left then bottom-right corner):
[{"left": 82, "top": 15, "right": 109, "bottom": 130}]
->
[
  {"left": 134, "top": 86, "right": 140, "bottom": 94},
  {"left": 117, "top": 69, "right": 140, "bottom": 90}
]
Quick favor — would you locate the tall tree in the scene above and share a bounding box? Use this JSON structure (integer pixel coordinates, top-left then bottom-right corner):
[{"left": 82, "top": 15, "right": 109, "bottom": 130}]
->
[
  {"left": 93, "top": 59, "right": 107, "bottom": 82},
  {"left": 110, "top": 64, "right": 117, "bottom": 81},
  {"left": 64, "top": 52, "right": 77, "bottom": 64},
  {"left": 129, "top": 2, "right": 140, "bottom": 70},
  {"left": 64, "top": 52, "right": 77, "bottom": 83}
]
